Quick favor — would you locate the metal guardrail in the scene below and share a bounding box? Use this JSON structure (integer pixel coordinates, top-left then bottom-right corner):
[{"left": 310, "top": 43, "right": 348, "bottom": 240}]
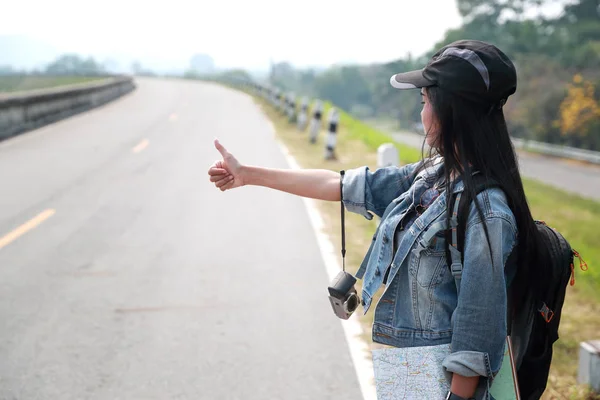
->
[{"left": 512, "top": 138, "right": 600, "bottom": 165}]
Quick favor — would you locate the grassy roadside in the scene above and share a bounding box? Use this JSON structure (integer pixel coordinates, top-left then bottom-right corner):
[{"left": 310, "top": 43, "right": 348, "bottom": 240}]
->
[
  {"left": 0, "top": 76, "right": 106, "bottom": 93},
  {"left": 250, "top": 93, "right": 599, "bottom": 400}
]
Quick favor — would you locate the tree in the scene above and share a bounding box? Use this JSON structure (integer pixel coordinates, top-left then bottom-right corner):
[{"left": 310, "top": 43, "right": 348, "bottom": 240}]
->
[
  {"left": 555, "top": 74, "right": 600, "bottom": 149},
  {"left": 249, "top": 0, "right": 599, "bottom": 149},
  {"left": 131, "top": 61, "right": 143, "bottom": 75},
  {"left": 457, "top": 0, "right": 545, "bottom": 23},
  {"left": 0, "top": 65, "right": 15, "bottom": 76},
  {"left": 269, "top": 62, "right": 296, "bottom": 90},
  {"left": 219, "top": 69, "right": 253, "bottom": 83},
  {"left": 561, "top": 0, "right": 600, "bottom": 24},
  {"left": 190, "top": 54, "right": 215, "bottom": 74},
  {"left": 45, "top": 54, "right": 105, "bottom": 75},
  {"left": 556, "top": 0, "right": 600, "bottom": 68},
  {"left": 431, "top": 0, "right": 599, "bottom": 149},
  {"left": 311, "top": 66, "right": 372, "bottom": 113}
]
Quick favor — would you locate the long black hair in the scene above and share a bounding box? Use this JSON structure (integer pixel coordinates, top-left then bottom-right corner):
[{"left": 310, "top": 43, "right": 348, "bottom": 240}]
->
[{"left": 415, "top": 85, "right": 540, "bottom": 310}]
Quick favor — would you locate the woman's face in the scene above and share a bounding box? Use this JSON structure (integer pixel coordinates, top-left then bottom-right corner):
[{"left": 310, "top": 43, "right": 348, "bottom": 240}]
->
[{"left": 420, "top": 88, "right": 440, "bottom": 148}]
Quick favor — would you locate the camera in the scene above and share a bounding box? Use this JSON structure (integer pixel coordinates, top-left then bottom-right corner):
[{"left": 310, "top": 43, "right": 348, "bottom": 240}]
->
[{"left": 328, "top": 271, "right": 361, "bottom": 320}]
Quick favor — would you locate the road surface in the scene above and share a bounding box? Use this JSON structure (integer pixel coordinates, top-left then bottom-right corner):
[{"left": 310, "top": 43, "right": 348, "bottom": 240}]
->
[
  {"left": 0, "top": 78, "right": 363, "bottom": 399},
  {"left": 390, "top": 130, "right": 600, "bottom": 201}
]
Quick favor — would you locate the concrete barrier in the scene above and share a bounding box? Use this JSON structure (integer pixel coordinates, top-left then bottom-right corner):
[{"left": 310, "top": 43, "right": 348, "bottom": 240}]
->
[{"left": 0, "top": 76, "right": 136, "bottom": 140}]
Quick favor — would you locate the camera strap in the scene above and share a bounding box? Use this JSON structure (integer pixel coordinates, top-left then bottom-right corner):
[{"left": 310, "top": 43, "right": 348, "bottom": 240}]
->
[{"left": 340, "top": 170, "right": 346, "bottom": 272}]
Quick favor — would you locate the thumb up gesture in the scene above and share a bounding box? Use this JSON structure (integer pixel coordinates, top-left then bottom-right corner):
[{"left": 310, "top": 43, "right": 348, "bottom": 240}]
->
[{"left": 207, "top": 139, "right": 245, "bottom": 192}]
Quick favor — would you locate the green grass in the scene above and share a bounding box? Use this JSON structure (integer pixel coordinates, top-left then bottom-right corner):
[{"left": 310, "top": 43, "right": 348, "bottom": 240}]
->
[
  {"left": 322, "top": 101, "right": 423, "bottom": 164},
  {"left": 0, "top": 76, "right": 106, "bottom": 93},
  {"left": 231, "top": 84, "right": 599, "bottom": 399},
  {"left": 524, "top": 179, "right": 598, "bottom": 288}
]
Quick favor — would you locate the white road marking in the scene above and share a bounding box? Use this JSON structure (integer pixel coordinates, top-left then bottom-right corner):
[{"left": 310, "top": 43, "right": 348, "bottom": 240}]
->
[{"left": 267, "top": 119, "right": 377, "bottom": 400}]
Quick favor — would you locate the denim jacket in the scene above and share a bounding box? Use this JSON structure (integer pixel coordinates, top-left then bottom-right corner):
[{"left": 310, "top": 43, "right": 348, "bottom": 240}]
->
[{"left": 342, "top": 157, "right": 518, "bottom": 399}]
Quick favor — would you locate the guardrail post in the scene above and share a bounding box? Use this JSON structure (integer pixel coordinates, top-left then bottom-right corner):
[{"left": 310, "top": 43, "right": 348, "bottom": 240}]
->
[
  {"left": 272, "top": 88, "right": 279, "bottom": 109},
  {"left": 274, "top": 89, "right": 280, "bottom": 111},
  {"left": 282, "top": 92, "right": 289, "bottom": 116},
  {"left": 288, "top": 93, "right": 297, "bottom": 124},
  {"left": 297, "top": 96, "right": 309, "bottom": 131},
  {"left": 324, "top": 107, "right": 339, "bottom": 160},
  {"left": 309, "top": 100, "right": 323, "bottom": 144}
]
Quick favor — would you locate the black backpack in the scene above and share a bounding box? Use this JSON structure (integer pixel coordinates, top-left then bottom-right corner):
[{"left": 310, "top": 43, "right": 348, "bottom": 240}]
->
[{"left": 445, "top": 176, "right": 588, "bottom": 400}]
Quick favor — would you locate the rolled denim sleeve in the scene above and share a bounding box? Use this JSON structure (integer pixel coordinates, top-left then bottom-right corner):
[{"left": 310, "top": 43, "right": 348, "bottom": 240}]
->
[
  {"left": 442, "top": 214, "right": 517, "bottom": 381},
  {"left": 341, "top": 162, "right": 420, "bottom": 220}
]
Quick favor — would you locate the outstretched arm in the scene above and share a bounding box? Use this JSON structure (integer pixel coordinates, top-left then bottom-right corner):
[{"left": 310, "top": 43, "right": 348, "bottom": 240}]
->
[{"left": 208, "top": 139, "right": 340, "bottom": 201}]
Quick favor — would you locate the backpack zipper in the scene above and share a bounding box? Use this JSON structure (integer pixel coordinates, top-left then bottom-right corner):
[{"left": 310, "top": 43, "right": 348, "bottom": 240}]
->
[{"left": 571, "top": 250, "right": 588, "bottom": 286}]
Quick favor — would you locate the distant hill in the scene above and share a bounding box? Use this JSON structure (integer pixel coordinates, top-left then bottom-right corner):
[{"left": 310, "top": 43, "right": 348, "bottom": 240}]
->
[{"left": 0, "top": 35, "right": 291, "bottom": 80}]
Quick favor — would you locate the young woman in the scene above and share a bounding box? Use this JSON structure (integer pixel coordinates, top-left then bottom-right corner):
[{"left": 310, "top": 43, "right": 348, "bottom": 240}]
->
[{"left": 207, "top": 40, "right": 538, "bottom": 400}]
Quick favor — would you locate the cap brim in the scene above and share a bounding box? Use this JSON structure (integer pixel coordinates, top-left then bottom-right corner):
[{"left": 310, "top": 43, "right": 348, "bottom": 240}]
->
[{"left": 390, "top": 69, "right": 434, "bottom": 89}]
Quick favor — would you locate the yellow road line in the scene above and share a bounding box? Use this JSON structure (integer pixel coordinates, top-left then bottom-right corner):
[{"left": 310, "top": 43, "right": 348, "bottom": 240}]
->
[
  {"left": 0, "top": 209, "right": 56, "bottom": 250},
  {"left": 132, "top": 139, "right": 149, "bottom": 153}
]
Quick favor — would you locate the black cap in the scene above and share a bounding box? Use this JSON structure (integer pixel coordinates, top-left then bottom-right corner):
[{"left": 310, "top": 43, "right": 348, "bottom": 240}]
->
[{"left": 390, "top": 40, "right": 517, "bottom": 107}]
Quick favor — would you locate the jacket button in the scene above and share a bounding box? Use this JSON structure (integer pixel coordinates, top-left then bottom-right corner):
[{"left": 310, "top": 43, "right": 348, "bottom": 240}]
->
[
  {"left": 383, "top": 236, "right": 389, "bottom": 243},
  {"left": 361, "top": 299, "right": 366, "bottom": 306},
  {"left": 375, "top": 269, "right": 381, "bottom": 276}
]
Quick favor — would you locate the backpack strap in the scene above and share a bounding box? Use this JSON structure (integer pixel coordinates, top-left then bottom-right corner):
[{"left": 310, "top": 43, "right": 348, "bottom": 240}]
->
[
  {"left": 446, "top": 177, "right": 526, "bottom": 388},
  {"left": 448, "top": 192, "right": 464, "bottom": 295},
  {"left": 445, "top": 175, "right": 502, "bottom": 299}
]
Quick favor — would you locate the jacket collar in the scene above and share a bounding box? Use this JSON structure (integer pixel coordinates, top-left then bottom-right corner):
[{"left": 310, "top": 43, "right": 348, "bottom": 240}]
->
[{"left": 415, "top": 157, "right": 474, "bottom": 194}]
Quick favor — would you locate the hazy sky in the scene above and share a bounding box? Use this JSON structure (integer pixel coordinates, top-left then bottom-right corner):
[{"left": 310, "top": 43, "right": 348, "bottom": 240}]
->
[
  {"left": 1, "top": 0, "right": 467, "bottom": 70},
  {"left": 1, "top": 0, "right": 570, "bottom": 71}
]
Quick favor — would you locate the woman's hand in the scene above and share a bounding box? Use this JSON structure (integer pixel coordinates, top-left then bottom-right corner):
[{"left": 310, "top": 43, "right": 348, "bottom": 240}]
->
[
  {"left": 207, "top": 138, "right": 340, "bottom": 200},
  {"left": 208, "top": 139, "right": 245, "bottom": 192}
]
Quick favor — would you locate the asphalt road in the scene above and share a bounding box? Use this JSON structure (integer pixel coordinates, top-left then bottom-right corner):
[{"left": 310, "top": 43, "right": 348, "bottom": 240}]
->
[
  {"left": 0, "top": 78, "right": 363, "bottom": 399},
  {"left": 390, "top": 130, "right": 600, "bottom": 201}
]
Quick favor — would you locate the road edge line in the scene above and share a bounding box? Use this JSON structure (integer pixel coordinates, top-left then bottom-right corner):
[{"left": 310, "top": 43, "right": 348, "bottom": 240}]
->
[{"left": 267, "top": 120, "right": 377, "bottom": 400}]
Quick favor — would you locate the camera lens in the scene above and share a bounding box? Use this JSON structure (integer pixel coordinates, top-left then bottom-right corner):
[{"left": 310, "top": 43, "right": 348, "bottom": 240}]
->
[{"left": 344, "top": 293, "right": 359, "bottom": 314}]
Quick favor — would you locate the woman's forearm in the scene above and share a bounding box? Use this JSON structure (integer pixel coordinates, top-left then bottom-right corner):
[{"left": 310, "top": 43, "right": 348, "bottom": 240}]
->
[
  {"left": 450, "top": 374, "right": 479, "bottom": 398},
  {"left": 242, "top": 166, "right": 341, "bottom": 201}
]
